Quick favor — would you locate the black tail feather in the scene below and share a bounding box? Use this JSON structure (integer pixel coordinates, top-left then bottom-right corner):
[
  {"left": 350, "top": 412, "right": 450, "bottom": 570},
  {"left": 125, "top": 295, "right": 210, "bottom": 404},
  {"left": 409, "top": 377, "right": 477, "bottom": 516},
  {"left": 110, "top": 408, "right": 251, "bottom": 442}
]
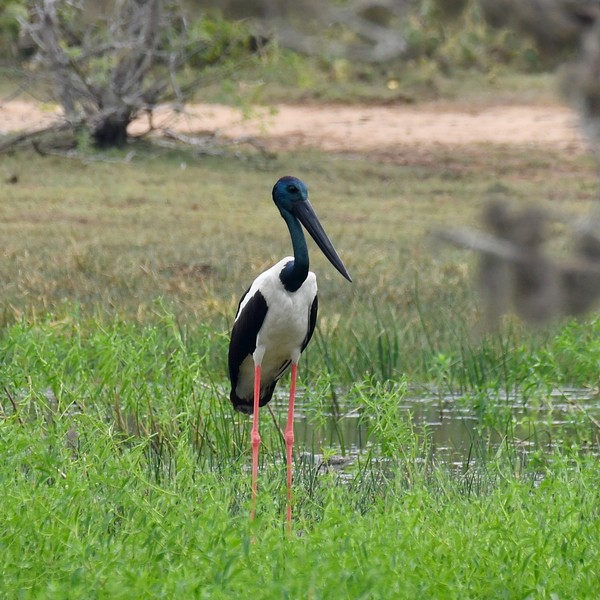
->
[{"left": 230, "top": 381, "right": 277, "bottom": 414}]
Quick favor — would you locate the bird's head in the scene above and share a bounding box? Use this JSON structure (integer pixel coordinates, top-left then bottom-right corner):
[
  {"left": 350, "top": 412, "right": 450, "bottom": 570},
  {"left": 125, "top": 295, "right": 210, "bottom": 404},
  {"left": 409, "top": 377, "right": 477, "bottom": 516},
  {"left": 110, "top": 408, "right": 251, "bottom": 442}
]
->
[
  {"left": 271, "top": 175, "right": 352, "bottom": 283},
  {"left": 272, "top": 176, "right": 309, "bottom": 214}
]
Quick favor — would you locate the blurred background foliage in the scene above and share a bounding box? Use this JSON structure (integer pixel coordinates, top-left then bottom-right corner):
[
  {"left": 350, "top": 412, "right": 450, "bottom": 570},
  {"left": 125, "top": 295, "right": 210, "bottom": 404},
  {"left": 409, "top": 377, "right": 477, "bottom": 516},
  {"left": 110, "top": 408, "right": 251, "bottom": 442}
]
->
[{"left": 0, "top": 0, "right": 564, "bottom": 106}]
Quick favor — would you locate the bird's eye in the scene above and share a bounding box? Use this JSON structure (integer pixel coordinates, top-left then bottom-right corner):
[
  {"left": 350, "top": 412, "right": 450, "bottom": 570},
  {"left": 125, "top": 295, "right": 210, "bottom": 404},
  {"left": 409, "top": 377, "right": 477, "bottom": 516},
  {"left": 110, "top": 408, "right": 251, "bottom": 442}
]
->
[{"left": 288, "top": 185, "right": 299, "bottom": 193}]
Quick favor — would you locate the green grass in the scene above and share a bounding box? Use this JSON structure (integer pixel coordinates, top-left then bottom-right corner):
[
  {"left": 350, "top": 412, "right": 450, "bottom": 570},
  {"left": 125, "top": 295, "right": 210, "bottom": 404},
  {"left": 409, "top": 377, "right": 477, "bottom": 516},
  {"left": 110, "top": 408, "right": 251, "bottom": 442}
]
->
[
  {"left": 3, "top": 428, "right": 600, "bottom": 598},
  {"left": 1, "top": 316, "right": 600, "bottom": 598},
  {"left": 1, "top": 136, "right": 600, "bottom": 596},
  {"left": 1, "top": 141, "right": 595, "bottom": 381},
  {"left": 0, "top": 144, "right": 595, "bottom": 319}
]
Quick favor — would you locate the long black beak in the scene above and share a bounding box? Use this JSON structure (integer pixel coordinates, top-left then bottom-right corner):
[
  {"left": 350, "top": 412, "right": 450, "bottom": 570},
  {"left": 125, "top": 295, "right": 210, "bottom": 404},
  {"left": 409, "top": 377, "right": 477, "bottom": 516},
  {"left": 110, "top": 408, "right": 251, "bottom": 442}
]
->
[{"left": 294, "top": 200, "right": 352, "bottom": 282}]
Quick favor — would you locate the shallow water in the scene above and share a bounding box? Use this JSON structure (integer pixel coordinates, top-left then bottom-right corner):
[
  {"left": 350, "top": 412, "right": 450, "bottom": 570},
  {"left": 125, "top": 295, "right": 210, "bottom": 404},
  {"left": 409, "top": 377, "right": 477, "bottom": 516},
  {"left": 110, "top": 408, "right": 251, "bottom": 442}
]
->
[
  {"left": 272, "top": 386, "right": 600, "bottom": 470},
  {"left": 5, "top": 384, "right": 599, "bottom": 474}
]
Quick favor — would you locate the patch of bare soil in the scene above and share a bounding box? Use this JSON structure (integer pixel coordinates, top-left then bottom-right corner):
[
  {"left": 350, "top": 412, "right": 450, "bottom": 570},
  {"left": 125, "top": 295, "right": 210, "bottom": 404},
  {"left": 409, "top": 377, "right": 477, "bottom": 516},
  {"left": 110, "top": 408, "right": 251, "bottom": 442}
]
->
[{"left": 0, "top": 99, "right": 587, "bottom": 154}]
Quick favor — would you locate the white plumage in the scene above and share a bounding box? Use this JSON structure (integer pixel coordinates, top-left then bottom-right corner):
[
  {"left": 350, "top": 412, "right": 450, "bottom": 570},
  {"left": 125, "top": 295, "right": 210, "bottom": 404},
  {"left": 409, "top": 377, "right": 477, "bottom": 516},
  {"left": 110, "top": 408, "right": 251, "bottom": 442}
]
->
[{"left": 233, "top": 257, "right": 317, "bottom": 403}]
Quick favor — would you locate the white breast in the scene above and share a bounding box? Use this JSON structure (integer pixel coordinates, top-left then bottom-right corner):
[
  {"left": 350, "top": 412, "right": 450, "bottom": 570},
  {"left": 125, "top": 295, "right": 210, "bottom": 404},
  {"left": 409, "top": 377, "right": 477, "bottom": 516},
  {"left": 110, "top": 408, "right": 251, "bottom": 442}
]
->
[{"left": 235, "top": 257, "right": 317, "bottom": 399}]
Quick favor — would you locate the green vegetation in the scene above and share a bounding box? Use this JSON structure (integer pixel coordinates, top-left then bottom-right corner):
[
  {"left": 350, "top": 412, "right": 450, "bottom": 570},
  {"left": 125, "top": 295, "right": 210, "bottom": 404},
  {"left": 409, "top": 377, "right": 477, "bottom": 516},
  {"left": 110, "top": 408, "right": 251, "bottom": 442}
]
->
[
  {"left": 0, "top": 0, "right": 556, "bottom": 109},
  {"left": 0, "top": 317, "right": 599, "bottom": 597},
  {"left": 0, "top": 142, "right": 597, "bottom": 373},
  {"left": 181, "top": 0, "right": 555, "bottom": 107},
  {"left": 1, "top": 137, "right": 600, "bottom": 596}
]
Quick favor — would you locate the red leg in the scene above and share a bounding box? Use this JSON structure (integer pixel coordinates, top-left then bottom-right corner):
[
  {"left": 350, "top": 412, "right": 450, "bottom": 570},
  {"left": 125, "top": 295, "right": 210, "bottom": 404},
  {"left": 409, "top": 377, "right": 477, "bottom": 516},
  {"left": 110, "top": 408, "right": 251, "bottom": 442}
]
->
[
  {"left": 285, "top": 362, "right": 298, "bottom": 528},
  {"left": 251, "top": 364, "right": 261, "bottom": 520}
]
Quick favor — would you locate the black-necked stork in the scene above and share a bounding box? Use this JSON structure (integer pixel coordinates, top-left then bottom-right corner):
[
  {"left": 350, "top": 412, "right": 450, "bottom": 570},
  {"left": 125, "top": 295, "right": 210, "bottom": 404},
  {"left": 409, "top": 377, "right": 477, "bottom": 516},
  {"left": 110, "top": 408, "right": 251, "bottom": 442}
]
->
[{"left": 228, "top": 175, "right": 352, "bottom": 523}]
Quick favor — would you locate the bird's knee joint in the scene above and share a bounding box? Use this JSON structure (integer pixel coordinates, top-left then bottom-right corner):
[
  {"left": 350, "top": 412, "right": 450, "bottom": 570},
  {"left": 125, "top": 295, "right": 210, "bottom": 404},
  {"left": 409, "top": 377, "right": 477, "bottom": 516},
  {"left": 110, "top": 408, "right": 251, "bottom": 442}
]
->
[
  {"left": 251, "top": 431, "right": 261, "bottom": 448},
  {"left": 284, "top": 431, "right": 294, "bottom": 447}
]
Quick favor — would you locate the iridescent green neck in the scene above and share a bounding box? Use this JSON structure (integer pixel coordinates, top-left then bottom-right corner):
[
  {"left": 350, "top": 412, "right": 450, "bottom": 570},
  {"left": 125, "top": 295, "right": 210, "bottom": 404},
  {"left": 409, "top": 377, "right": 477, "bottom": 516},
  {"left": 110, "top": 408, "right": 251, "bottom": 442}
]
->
[{"left": 279, "top": 211, "right": 309, "bottom": 292}]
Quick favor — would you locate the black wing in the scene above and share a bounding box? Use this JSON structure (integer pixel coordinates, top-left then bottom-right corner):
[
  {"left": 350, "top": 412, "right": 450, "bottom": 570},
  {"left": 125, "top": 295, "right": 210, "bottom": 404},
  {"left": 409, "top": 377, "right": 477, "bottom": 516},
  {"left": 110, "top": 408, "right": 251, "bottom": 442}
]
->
[
  {"left": 301, "top": 294, "right": 318, "bottom": 353},
  {"left": 228, "top": 289, "right": 269, "bottom": 413}
]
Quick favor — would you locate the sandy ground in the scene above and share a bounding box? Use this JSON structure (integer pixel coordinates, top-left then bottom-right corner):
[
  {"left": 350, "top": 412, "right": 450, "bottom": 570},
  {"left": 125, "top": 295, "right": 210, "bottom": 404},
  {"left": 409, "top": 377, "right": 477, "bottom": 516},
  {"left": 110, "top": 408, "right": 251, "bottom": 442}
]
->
[{"left": 0, "top": 98, "right": 587, "bottom": 153}]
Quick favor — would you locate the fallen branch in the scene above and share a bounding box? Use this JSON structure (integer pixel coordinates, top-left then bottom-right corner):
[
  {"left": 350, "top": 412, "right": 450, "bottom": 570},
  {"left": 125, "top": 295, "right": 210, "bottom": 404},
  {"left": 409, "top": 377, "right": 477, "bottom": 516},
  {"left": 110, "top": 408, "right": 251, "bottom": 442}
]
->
[
  {"left": 433, "top": 228, "right": 525, "bottom": 262},
  {"left": 162, "top": 127, "right": 275, "bottom": 158},
  {"left": 0, "top": 121, "right": 73, "bottom": 155}
]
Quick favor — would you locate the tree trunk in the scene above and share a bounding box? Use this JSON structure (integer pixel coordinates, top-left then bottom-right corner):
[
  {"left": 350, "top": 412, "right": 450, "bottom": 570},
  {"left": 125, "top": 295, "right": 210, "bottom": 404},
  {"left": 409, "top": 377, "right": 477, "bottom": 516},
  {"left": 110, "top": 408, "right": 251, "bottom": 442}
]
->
[{"left": 91, "top": 112, "right": 131, "bottom": 148}]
